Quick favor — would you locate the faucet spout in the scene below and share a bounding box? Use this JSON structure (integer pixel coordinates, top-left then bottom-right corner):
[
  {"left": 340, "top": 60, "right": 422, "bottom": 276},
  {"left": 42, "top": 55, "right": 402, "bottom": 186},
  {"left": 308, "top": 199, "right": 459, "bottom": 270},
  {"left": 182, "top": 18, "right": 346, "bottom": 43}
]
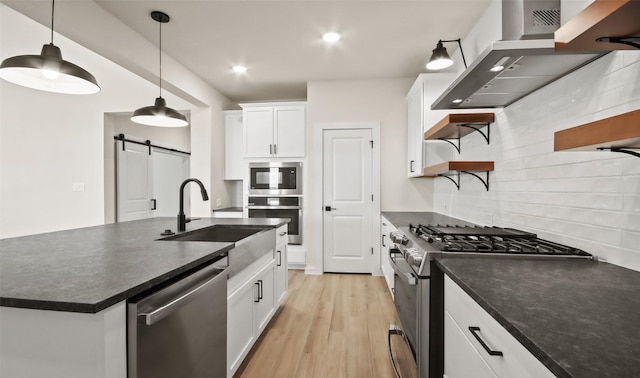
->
[{"left": 178, "top": 178, "right": 209, "bottom": 232}]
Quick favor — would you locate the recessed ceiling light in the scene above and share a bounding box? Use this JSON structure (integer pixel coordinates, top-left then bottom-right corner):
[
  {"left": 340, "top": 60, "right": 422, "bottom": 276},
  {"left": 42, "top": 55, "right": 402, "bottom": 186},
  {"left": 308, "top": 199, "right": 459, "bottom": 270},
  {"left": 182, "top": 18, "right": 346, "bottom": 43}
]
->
[
  {"left": 452, "top": 99, "right": 463, "bottom": 104},
  {"left": 323, "top": 32, "right": 341, "bottom": 43},
  {"left": 490, "top": 65, "right": 505, "bottom": 72},
  {"left": 232, "top": 65, "right": 247, "bottom": 73}
]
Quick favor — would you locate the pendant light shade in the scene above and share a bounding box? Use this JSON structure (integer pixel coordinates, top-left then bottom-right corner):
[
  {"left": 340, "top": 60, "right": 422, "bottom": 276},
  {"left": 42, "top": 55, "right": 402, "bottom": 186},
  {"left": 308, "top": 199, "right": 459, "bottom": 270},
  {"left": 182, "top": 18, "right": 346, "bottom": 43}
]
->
[
  {"left": 426, "top": 41, "right": 453, "bottom": 70},
  {"left": 0, "top": 0, "right": 100, "bottom": 94},
  {"left": 131, "top": 97, "right": 188, "bottom": 127},
  {"left": 131, "top": 11, "right": 188, "bottom": 127}
]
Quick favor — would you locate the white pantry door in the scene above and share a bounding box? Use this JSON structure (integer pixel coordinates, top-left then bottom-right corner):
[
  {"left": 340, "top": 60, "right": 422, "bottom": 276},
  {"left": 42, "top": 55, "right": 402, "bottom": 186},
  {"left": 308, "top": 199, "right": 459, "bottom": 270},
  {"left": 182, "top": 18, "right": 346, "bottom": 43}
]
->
[
  {"left": 323, "top": 128, "right": 373, "bottom": 273},
  {"left": 116, "top": 141, "right": 153, "bottom": 222}
]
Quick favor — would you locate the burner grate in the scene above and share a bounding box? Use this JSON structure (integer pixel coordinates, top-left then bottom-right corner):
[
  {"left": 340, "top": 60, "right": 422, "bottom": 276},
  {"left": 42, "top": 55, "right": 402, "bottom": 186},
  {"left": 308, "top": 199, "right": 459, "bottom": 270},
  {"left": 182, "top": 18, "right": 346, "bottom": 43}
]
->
[{"left": 411, "top": 223, "right": 591, "bottom": 257}]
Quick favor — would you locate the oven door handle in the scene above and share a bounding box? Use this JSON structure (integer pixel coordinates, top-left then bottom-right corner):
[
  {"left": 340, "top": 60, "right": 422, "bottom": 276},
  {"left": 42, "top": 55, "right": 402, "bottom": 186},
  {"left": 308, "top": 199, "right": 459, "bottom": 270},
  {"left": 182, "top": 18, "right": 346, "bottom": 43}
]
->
[
  {"left": 388, "top": 324, "right": 408, "bottom": 378},
  {"left": 389, "top": 249, "right": 417, "bottom": 285},
  {"left": 247, "top": 206, "right": 301, "bottom": 210}
]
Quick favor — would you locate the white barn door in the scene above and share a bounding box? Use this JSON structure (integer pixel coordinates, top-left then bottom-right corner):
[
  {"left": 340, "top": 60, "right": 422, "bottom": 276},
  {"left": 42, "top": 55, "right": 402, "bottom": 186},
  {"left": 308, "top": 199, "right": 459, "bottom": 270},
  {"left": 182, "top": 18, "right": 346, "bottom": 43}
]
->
[{"left": 116, "top": 140, "right": 189, "bottom": 222}]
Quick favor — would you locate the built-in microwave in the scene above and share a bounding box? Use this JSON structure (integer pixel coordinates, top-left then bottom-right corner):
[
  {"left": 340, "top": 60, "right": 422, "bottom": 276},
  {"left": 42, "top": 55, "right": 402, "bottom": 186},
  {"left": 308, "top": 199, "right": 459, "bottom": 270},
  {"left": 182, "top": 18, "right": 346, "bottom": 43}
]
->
[{"left": 248, "top": 162, "right": 302, "bottom": 195}]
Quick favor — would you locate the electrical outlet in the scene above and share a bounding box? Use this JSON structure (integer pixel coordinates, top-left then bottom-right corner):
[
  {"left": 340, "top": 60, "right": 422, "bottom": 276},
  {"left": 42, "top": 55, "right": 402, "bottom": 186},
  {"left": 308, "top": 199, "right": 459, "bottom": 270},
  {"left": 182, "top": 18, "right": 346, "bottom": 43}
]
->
[
  {"left": 72, "top": 182, "right": 85, "bottom": 192},
  {"left": 216, "top": 198, "right": 222, "bottom": 207}
]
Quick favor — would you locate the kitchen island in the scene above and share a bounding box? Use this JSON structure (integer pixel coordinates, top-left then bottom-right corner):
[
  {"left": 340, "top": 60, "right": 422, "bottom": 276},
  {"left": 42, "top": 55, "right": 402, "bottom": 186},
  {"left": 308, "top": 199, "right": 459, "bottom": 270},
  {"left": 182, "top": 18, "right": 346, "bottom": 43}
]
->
[{"left": 0, "top": 217, "right": 289, "bottom": 378}]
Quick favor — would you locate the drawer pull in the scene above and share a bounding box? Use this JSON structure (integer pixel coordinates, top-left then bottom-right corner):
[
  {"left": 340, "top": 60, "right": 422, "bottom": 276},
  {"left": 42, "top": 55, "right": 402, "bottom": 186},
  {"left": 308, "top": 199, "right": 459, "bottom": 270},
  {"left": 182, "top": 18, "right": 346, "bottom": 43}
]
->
[{"left": 468, "top": 326, "right": 503, "bottom": 356}]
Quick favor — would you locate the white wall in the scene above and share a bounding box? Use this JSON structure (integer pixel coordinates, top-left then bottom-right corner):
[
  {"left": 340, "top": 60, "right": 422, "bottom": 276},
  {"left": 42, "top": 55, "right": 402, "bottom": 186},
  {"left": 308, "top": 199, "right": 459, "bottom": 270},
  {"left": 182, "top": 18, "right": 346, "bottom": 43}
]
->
[
  {"left": 0, "top": 5, "right": 230, "bottom": 238},
  {"left": 305, "top": 78, "right": 435, "bottom": 273},
  {"left": 430, "top": 0, "right": 640, "bottom": 272},
  {"left": 434, "top": 50, "right": 640, "bottom": 271}
]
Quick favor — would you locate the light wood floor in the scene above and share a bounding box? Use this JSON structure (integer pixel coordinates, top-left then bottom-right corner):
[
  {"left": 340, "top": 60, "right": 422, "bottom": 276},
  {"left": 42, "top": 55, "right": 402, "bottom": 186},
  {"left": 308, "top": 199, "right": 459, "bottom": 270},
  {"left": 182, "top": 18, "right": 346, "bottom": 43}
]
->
[{"left": 234, "top": 270, "right": 407, "bottom": 378}]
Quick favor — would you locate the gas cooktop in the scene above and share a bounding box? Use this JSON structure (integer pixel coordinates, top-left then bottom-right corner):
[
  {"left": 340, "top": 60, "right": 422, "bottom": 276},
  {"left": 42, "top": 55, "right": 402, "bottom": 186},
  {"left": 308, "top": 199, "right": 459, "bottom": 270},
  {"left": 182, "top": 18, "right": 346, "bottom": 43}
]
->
[{"left": 390, "top": 224, "right": 594, "bottom": 277}]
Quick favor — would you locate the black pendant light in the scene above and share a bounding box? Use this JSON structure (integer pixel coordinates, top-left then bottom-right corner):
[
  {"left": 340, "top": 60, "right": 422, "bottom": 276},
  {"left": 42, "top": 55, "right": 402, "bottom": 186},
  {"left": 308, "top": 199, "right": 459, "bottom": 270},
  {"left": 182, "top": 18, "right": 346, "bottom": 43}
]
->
[
  {"left": 0, "top": 0, "right": 100, "bottom": 94},
  {"left": 131, "top": 11, "right": 188, "bottom": 127}
]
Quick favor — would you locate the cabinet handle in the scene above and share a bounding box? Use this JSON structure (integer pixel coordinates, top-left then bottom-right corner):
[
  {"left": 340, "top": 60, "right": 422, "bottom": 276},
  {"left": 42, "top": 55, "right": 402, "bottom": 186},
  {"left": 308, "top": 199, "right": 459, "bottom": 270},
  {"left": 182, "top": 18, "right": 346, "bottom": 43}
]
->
[
  {"left": 150, "top": 199, "right": 157, "bottom": 210},
  {"left": 274, "top": 144, "right": 278, "bottom": 155},
  {"left": 269, "top": 144, "right": 273, "bottom": 155},
  {"left": 254, "top": 282, "right": 260, "bottom": 302},
  {"left": 258, "top": 279, "right": 263, "bottom": 300},
  {"left": 468, "top": 326, "right": 503, "bottom": 356},
  {"left": 410, "top": 160, "right": 415, "bottom": 173},
  {"left": 382, "top": 234, "right": 387, "bottom": 247},
  {"left": 279, "top": 231, "right": 288, "bottom": 236},
  {"left": 276, "top": 250, "right": 282, "bottom": 266}
]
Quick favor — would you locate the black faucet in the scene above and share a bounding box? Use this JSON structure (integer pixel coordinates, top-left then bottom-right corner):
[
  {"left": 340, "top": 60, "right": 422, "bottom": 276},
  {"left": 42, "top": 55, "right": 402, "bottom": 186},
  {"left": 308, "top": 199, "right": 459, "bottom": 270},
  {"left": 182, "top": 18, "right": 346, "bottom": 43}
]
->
[{"left": 178, "top": 178, "right": 209, "bottom": 232}]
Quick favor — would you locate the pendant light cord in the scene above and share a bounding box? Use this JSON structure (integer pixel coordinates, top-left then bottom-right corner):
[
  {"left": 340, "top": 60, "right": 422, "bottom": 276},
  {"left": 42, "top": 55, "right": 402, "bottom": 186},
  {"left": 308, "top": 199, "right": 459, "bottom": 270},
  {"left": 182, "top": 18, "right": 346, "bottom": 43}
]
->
[
  {"left": 158, "top": 18, "right": 162, "bottom": 98},
  {"left": 50, "top": 0, "right": 55, "bottom": 44}
]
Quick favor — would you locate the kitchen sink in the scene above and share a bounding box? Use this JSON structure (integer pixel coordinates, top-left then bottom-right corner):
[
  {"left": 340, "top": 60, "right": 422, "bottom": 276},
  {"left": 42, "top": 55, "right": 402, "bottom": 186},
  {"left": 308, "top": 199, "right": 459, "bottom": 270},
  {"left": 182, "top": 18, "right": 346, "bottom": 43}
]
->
[
  {"left": 160, "top": 225, "right": 265, "bottom": 243},
  {"left": 160, "top": 225, "right": 276, "bottom": 279}
]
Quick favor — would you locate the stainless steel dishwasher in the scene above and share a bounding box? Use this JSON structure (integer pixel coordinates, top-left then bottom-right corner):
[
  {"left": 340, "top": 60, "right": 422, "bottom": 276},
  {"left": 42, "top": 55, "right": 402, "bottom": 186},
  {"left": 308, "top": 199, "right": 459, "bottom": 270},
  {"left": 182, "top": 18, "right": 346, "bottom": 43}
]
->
[{"left": 127, "top": 260, "right": 227, "bottom": 378}]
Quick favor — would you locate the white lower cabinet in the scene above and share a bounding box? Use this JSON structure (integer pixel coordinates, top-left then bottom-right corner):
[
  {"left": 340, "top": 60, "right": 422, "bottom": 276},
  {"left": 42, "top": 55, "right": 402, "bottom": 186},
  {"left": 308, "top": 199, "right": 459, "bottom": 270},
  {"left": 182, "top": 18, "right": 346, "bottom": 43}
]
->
[
  {"left": 380, "top": 216, "right": 396, "bottom": 297},
  {"left": 274, "top": 225, "right": 289, "bottom": 306},
  {"left": 444, "top": 276, "right": 555, "bottom": 378},
  {"left": 227, "top": 226, "right": 289, "bottom": 378},
  {"left": 227, "top": 258, "right": 276, "bottom": 377}
]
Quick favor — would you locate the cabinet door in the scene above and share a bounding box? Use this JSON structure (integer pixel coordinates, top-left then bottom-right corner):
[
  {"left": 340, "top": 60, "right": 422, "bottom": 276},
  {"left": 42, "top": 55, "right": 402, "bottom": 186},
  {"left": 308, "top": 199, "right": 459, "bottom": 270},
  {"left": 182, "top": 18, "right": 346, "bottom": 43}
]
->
[
  {"left": 380, "top": 217, "right": 395, "bottom": 297},
  {"left": 227, "top": 281, "right": 257, "bottom": 376},
  {"left": 273, "top": 105, "right": 305, "bottom": 157},
  {"left": 445, "top": 310, "right": 498, "bottom": 378},
  {"left": 255, "top": 263, "right": 276, "bottom": 335},
  {"left": 275, "top": 240, "right": 288, "bottom": 306},
  {"left": 243, "top": 107, "right": 274, "bottom": 157},
  {"left": 224, "top": 111, "right": 245, "bottom": 180},
  {"left": 406, "top": 81, "right": 424, "bottom": 177}
]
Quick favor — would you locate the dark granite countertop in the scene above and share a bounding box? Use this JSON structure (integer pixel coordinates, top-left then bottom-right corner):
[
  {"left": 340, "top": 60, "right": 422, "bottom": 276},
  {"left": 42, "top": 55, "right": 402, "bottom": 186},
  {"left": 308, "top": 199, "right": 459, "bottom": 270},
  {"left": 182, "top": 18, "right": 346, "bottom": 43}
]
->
[
  {"left": 0, "top": 217, "right": 289, "bottom": 314},
  {"left": 436, "top": 258, "right": 640, "bottom": 378}
]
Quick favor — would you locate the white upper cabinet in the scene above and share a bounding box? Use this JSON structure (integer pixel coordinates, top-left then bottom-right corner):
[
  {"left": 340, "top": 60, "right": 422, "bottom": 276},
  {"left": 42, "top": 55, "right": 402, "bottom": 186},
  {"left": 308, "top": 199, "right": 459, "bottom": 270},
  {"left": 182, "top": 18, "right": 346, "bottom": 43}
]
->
[
  {"left": 407, "top": 80, "right": 425, "bottom": 177},
  {"left": 224, "top": 110, "right": 245, "bottom": 180},
  {"left": 406, "top": 73, "right": 460, "bottom": 178},
  {"left": 241, "top": 102, "right": 306, "bottom": 158}
]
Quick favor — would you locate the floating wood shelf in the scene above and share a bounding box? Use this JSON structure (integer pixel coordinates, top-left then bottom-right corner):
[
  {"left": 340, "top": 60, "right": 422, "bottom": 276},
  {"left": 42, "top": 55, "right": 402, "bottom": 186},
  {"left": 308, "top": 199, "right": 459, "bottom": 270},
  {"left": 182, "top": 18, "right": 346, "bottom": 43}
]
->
[
  {"left": 424, "top": 113, "right": 495, "bottom": 153},
  {"left": 422, "top": 161, "right": 494, "bottom": 191},
  {"left": 555, "top": 0, "right": 640, "bottom": 52},
  {"left": 554, "top": 109, "right": 640, "bottom": 156}
]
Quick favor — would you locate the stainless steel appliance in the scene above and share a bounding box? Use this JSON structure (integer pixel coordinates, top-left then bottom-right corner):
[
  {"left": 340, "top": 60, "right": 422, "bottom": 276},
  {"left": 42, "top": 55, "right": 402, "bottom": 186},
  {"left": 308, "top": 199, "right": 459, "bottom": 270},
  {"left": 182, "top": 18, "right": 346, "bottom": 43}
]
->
[
  {"left": 249, "top": 162, "right": 302, "bottom": 195},
  {"left": 387, "top": 223, "right": 594, "bottom": 378},
  {"left": 431, "top": 0, "right": 606, "bottom": 110},
  {"left": 127, "top": 260, "right": 228, "bottom": 378},
  {"left": 247, "top": 196, "right": 301, "bottom": 244}
]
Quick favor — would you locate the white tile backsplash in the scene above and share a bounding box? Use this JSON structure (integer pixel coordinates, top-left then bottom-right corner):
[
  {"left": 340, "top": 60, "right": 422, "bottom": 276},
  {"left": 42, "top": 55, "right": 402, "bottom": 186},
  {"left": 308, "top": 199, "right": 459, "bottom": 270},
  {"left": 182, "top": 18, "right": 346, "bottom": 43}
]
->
[{"left": 434, "top": 51, "right": 640, "bottom": 272}]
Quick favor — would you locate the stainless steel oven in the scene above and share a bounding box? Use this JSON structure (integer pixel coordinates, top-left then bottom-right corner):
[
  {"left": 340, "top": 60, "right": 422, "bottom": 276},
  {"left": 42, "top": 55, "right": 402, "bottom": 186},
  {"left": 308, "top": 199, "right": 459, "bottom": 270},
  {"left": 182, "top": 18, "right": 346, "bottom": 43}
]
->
[
  {"left": 249, "top": 162, "right": 302, "bottom": 195},
  {"left": 388, "top": 247, "right": 429, "bottom": 378},
  {"left": 247, "top": 196, "right": 302, "bottom": 244}
]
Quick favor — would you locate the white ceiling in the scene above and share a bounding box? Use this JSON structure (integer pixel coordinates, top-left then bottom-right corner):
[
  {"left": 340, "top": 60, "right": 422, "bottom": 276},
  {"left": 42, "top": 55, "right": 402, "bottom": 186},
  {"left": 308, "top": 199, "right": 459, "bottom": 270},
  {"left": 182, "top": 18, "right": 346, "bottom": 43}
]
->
[{"left": 4, "top": 0, "right": 492, "bottom": 102}]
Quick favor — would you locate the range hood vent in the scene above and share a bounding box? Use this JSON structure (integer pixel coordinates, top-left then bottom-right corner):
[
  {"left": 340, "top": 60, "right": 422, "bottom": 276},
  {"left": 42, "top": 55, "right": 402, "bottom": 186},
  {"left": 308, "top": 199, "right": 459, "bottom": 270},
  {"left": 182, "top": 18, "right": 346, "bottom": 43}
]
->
[{"left": 431, "top": 0, "right": 606, "bottom": 110}]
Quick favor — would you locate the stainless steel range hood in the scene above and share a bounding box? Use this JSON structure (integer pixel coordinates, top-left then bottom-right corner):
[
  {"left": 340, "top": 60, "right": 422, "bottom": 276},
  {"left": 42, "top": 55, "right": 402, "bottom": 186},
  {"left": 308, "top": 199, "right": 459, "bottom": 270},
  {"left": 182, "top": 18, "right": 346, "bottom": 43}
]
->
[{"left": 431, "top": 0, "right": 606, "bottom": 110}]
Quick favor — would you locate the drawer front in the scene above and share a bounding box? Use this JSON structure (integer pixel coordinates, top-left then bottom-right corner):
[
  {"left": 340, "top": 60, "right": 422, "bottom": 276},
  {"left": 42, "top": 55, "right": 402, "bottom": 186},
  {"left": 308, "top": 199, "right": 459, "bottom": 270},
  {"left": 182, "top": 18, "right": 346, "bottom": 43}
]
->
[
  {"left": 444, "top": 276, "right": 555, "bottom": 378},
  {"left": 445, "top": 310, "right": 498, "bottom": 378},
  {"left": 276, "top": 225, "right": 289, "bottom": 246}
]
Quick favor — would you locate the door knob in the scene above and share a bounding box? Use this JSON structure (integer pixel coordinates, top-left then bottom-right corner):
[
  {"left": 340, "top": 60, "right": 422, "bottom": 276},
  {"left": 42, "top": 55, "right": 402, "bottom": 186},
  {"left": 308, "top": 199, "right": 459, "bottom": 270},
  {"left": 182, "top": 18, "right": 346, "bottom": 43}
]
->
[{"left": 325, "top": 206, "right": 337, "bottom": 211}]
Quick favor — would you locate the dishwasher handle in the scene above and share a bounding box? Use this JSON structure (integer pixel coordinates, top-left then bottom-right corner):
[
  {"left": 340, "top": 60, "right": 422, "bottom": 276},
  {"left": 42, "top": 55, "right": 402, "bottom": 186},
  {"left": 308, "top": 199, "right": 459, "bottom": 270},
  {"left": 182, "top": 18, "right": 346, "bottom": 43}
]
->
[{"left": 138, "top": 267, "right": 226, "bottom": 326}]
